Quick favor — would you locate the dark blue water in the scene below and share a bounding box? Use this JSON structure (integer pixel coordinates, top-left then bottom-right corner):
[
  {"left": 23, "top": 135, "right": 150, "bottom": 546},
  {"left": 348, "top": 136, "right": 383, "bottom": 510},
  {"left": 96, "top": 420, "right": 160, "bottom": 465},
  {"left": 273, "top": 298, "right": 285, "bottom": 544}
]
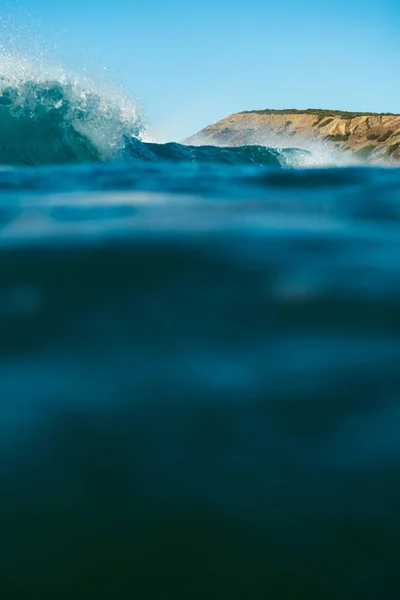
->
[{"left": 1, "top": 77, "right": 400, "bottom": 599}]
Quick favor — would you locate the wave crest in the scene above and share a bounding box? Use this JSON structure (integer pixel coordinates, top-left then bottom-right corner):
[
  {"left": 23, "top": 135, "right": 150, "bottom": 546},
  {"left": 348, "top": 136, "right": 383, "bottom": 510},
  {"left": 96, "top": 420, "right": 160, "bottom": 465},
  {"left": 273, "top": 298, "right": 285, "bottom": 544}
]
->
[{"left": 0, "top": 53, "right": 146, "bottom": 166}]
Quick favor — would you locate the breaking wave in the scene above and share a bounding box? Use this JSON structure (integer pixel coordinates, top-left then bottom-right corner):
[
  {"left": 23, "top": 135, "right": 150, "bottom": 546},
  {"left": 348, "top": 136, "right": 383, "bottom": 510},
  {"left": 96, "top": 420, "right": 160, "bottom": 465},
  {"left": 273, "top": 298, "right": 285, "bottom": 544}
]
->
[{"left": 0, "top": 55, "right": 310, "bottom": 168}]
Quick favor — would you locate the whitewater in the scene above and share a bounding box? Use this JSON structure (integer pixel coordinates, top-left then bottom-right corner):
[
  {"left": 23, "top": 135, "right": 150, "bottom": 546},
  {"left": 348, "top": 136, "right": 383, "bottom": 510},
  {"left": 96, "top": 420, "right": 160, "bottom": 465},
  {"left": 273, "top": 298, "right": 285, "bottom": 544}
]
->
[{"left": 2, "top": 52, "right": 400, "bottom": 600}]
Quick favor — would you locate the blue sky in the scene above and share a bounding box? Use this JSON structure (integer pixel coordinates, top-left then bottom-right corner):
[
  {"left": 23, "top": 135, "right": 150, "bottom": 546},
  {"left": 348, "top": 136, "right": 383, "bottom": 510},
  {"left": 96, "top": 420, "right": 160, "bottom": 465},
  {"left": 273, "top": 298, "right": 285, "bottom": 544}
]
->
[{"left": 2, "top": 0, "right": 400, "bottom": 140}]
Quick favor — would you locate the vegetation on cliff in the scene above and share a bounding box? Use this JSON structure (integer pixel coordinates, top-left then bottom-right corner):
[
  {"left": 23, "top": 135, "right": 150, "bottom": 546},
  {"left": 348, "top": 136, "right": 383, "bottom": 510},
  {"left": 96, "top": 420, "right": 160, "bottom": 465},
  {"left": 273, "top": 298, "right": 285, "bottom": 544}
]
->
[{"left": 242, "top": 108, "right": 400, "bottom": 120}]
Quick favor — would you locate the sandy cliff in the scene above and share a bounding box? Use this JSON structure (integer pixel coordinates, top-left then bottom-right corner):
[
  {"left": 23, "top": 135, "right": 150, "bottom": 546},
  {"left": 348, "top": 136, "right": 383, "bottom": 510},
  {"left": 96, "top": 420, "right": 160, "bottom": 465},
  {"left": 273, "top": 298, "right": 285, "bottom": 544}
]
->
[{"left": 185, "top": 109, "right": 400, "bottom": 162}]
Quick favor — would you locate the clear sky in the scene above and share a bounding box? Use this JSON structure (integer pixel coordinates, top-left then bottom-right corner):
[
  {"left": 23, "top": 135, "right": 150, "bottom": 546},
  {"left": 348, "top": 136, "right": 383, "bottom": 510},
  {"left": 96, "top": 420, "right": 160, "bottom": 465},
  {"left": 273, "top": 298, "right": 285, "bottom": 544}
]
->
[{"left": 1, "top": 0, "right": 400, "bottom": 140}]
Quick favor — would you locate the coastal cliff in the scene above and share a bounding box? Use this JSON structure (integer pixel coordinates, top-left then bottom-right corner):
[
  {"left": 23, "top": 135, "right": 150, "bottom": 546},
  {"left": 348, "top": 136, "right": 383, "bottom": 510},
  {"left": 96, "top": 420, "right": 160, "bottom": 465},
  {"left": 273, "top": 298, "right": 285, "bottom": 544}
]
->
[{"left": 185, "top": 109, "right": 400, "bottom": 162}]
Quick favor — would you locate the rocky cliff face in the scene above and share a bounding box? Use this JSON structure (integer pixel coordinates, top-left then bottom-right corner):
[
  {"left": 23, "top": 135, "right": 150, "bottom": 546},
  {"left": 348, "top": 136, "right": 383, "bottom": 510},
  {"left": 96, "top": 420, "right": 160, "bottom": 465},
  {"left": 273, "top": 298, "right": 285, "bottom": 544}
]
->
[{"left": 185, "top": 109, "right": 400, "bottom": 162}]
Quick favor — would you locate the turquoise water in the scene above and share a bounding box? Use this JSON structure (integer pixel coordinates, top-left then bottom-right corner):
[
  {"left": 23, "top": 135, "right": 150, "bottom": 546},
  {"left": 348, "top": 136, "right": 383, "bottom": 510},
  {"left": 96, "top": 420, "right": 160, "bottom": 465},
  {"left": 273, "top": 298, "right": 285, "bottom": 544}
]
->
[{"left": 1, "top": 77, "right": 400, "bottom": 599}]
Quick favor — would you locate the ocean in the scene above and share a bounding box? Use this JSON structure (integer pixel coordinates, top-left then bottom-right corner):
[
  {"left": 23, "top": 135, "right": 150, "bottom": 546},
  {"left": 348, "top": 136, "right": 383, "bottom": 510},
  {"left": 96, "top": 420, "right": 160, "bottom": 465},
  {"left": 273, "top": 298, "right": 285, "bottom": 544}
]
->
[{"left": 1, "top": 71, "right": 400, "bottom": 599}]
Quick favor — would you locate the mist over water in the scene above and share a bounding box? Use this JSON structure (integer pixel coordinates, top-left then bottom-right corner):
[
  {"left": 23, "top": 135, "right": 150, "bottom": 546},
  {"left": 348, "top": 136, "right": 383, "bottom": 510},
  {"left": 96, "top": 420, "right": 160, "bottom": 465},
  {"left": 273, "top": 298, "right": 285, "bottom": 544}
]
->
[{"left": 1, "top": 42, "right": 400, "bottom": 600}]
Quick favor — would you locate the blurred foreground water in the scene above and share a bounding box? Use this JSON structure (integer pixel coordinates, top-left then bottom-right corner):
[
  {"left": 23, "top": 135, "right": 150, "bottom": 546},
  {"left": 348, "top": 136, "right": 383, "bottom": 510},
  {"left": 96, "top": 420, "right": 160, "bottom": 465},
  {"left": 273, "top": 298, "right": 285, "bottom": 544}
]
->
[{"left": 1, "top": 161, "right": 400, "bottom": 598}]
